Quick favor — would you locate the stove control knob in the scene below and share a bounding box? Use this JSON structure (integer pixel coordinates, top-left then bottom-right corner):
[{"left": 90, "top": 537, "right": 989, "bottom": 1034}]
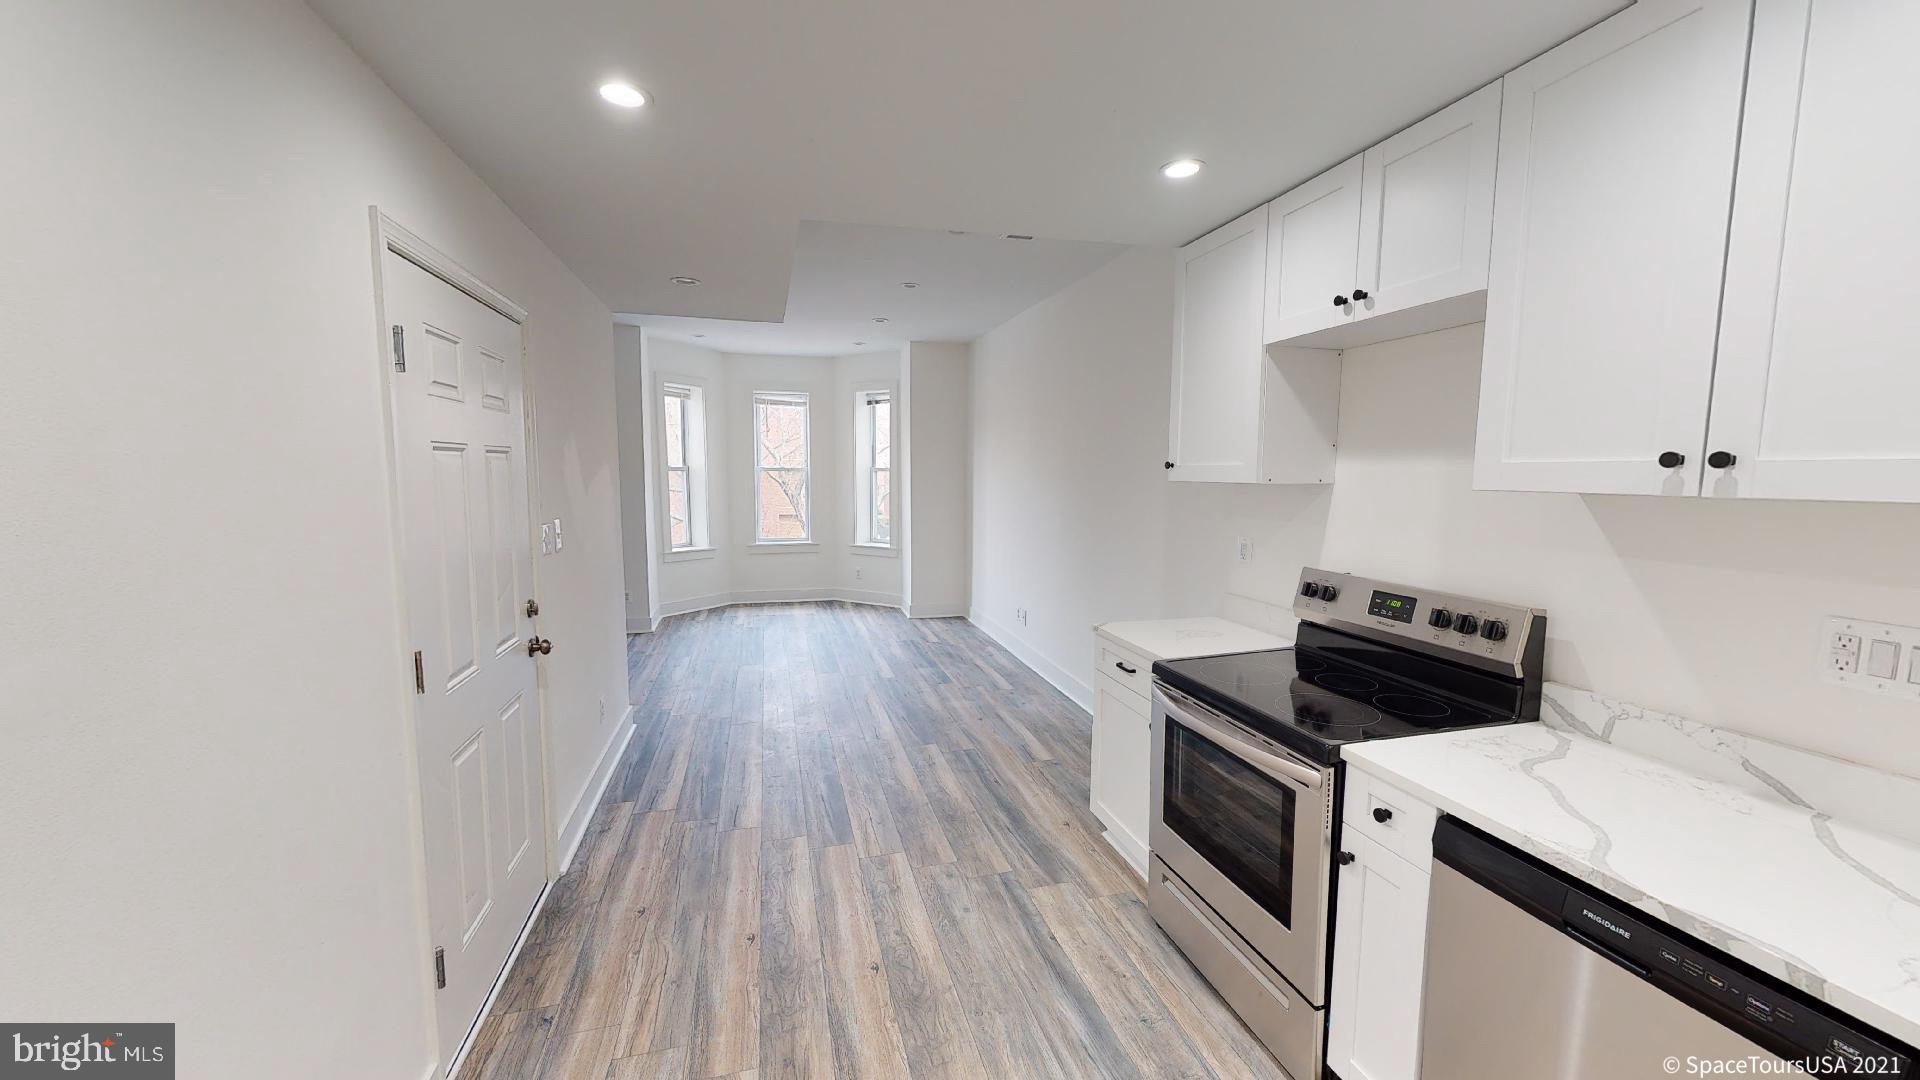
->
[
  {"left": 1428, "top": 608, "right": 1454, "bottom": 630},
  {"left": 1480, "top": 619, "right": 1509, "bottom": 642},
  {"left": 1300, "top": 581, "right": 1321, "bottom": 599},
  {"left": 1454, "top": 614, "right": 1480, "bottom": 636},
  {"left": 1318, "top": 584, "right": 1339, "bottom": 602}
]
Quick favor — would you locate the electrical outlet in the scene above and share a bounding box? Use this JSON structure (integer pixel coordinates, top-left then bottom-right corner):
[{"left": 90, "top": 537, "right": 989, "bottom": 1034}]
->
[
  {"left": 1016, "top": 607, "right": 1028, "bottom": 626},
  {"left": 855, "top": 567, "right": 863, "bottom": 581},
  {"left": 1237, "top": 537, "right": 1253, "bottom": 563},
  {"left": 1820, "top": 617, "right": 1920, "bottom": 701},
  {"left": 599, "top": 696, "right": 606, "bottom": 723}
]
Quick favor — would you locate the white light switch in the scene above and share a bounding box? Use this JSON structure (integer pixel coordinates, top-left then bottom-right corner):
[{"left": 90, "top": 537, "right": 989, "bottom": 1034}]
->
[{"left": 1866, "top": 639, "right": 1901, "bottom": 680}]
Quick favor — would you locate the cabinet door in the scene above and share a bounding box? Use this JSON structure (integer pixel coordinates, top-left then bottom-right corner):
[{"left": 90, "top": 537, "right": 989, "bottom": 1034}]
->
[
  {"left": 1707, "top": 0, "right": 1920, "bottom": 503},
  {"left": 1091, "top": 677, "right": 1150, "bottom": 874},
  {"left": 1171, "top": 206, "right": 1268, "bottom": 483},
  {"left": 1327, "top": 831, "right": 1432, "bottom": 1080},
  {"left": 1263, "top": 154, "right": 1364, "bottom": 343},
  {"left": 1356, "top": 81, "right": 1501, "bottom": 322},
  {"left": 1473, "top": 0, "right": 1752, "bottom": 495}
]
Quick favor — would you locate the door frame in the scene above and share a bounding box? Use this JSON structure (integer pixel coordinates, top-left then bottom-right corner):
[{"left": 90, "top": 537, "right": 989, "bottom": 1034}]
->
[{"left": 365, "top": 207, "right": 555, "bottom": 1075}]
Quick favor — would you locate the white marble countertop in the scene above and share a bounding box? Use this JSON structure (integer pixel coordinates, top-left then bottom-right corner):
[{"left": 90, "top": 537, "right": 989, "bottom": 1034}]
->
[
  {"left": 1344, "top": 691, "right": 1920, "bottom": 1048},
  {"left": 1093, "top": 616, "right": 1291, "bottom": 662}
]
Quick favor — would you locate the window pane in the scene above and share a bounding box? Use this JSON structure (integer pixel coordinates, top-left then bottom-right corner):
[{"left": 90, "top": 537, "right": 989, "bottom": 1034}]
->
[
  {"left": 872, "top": 468, "right": 890, "bottom": 544},
  {"left": 667, "top": 469, "right": 689, "bottom": 549},
  {"left": 757, "top": 399, "right": 808, "bottom": 468},
  {"left": 663, "top": 395, "right": 685, "bottom": 469},
  {"left": 758, "top": 468, "right": 809, "bottom": 540},
  {"left": 872, "top": 400, "right": 890, "bottom": 469}
]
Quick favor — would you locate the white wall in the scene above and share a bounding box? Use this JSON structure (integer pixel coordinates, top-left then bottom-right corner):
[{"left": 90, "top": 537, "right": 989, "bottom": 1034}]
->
[
  {"left": 642, "top": 336, "right": 733, "bottom": 612},
  {"left": 969, "top": 248, "right": 1328, "bottom": 707},
  {"left": 969, "top": 249, "right": 1920, "bottom": 778},
  {"left": 615, "top": 325, "right": 653, "bottom": 633},
  {"left": 903, "top": 342, "right": 972, "bottom": 617},
  {"left": 0, "top": 3, "right": 631, "bottom": 1077}
]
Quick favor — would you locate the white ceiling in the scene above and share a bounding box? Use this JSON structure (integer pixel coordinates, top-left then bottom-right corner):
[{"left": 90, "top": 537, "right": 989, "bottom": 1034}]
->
[
  {"left": 622, "top": 221, "right": 1125, "bottom": 355},
  {"left": 310, "top": 0, "right": 1620, "bottom": 344}
]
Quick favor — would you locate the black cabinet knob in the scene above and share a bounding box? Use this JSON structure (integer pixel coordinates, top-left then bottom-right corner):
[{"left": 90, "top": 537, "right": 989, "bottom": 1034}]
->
[
  {"left": 1658, "top": 451, "right": 1686, "bottom": 469},
  {"left": 1372, "top": 807, "right": 1393, "bottom": 824},
  {"left": 1707, "top": 450, "right": 1737, "bottom": 469},
  {"left": 1338, "top": 851, "right": 1355, "bottom": 866},
  {"left": 1333, "top": 294, "right": 1349, "bottom": 307},
  {"left": 1164, "top": 461, "right": 1175, "bottom": 470},
  {"left": 1351, "top": 288, "right": 1370, "bottom": 301},
  {"left": 1454, "top": 614, "right": 1480, "bottom": 635},
  {"left": 1481, "top": 619, "right": 1509, "bottom": 642}
]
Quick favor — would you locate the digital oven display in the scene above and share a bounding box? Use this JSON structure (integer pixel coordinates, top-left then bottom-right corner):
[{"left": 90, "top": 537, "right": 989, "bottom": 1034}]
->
[{"left": 1368, "top": 589, "right": 1418, "bottom": 624}]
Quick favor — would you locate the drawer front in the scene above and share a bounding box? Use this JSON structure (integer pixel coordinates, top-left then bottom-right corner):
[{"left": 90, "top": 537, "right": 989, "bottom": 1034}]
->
[
  {"left": 1097, "top": 639, "right": 1153, "bottom": 701},
  {"left": 1343, "top": 767, "right": 1439, "bottom": 869}
]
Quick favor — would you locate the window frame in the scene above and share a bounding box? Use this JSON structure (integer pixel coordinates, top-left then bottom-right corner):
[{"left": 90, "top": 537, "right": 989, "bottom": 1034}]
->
[
  {"left": 852, "top": 387, "right": 896, "bottom": 552},
  {"left": 751, "top": 390, "right": 813, "bottom": 545},
  {"left": 656, "top": 376, "right": 712, "bottom": 560}
]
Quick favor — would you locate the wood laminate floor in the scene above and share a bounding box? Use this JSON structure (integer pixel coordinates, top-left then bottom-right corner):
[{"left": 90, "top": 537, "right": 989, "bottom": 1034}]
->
[{"left": 457, "top": 602, "right": 1283, "bottom": 1080}]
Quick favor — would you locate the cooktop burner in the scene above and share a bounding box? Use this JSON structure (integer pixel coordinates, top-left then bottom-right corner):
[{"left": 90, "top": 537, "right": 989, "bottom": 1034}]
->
[{"left": 1153, "top": 645, "right": 1524, "bottom": 764}]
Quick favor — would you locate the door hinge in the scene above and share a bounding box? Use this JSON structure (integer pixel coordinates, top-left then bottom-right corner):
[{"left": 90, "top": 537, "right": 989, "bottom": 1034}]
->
[
  {"left": 433, "top": 946, "right": 446, "bottom": 989},
  {"left": 413, "top": 650, "right": 425, "bottom": 694},
  {"left": 392, "top": 324, "right": 407, "bottom": 372}
]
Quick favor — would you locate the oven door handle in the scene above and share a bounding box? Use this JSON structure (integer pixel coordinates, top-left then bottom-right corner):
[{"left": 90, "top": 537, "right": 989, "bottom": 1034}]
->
[{"left": 1159, "top": 688, "right": 1327, "bottom": 791}]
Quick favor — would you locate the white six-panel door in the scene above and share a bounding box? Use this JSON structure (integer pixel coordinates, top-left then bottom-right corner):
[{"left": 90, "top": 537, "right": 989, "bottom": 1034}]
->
[
  {"left": 1473, "top": 0, "right": 1754, "bottom": 496},
  {"left": 1263, "top": 154, "right": 1365, "bottom": 342},
  {"left": 385, "top": 248, "right": 546, "bottom": 1065},
  {"left": 1708, "top": 0, "right": 1920, "bottom": 503}
]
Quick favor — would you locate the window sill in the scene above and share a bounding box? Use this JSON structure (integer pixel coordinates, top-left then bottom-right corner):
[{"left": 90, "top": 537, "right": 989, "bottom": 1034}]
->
[
  {"left": 662, "top": 546, "right": 716, "bottom": 563},
  {"left": 849, "top": 543, "right": 899, "bottom": 558},
  {"left": 745, "top": 541, "right": 820, "bottom": 554}
]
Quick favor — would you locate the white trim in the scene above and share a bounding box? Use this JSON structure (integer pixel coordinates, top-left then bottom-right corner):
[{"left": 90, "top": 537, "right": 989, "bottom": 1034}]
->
[
  {"left": 553, "top": 705, "right": 637, "bottom": 876},
  {"left": 752, "top": 389, "right": 814, "bottom": 544},
  {"left": 745, "top": 541, "right": 820, "bottom": 554},
  {"left": 905, "top": 602, "right": 968, "bottom": 619},
  {"left": 967, "top": 608, "right": 1094, "bottom": 715},
  {"left": 626, "top": 617, "right": 658, "bottom": 635},
  {"left": 656, "top": 589, "right": 904, "bottom": 618},
  {"left": 375, "top": 211, "right": 529, "bottom": 324},
  {"left": 849, "top": 543, "right": 899, "bottom": 558},
  {"left": 661, "top": 546, "right": 717, "bottom": 563}
]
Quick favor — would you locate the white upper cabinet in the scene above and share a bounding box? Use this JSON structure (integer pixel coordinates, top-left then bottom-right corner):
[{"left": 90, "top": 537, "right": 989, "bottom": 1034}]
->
[
  {"left": 1266, "top": 83, "right": 1502, "bottom": 351},
  {"left": 1707, "top": 0, "right": 1920, "bottom": 503},
  {"left": 1263, "top": 154, "right": 1364, "bottom": 343},
  {"left": 1473, "top": 0, "right": 1753, "bottom": 496},
  {"left": 1171, "top": 206, "right": 1342, "bottom": 485}
]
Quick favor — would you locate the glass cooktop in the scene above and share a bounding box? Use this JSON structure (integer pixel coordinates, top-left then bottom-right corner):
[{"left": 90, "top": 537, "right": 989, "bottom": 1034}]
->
[{"left": 1152, "top": 646, "right": 1528, "bottom": 765}]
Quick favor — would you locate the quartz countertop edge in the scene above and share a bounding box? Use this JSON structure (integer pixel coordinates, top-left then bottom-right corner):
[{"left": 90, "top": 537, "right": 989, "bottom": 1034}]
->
[
  {"left": 1093, "top": 616, "right": 1292, "bottom": 662},
  {"left": 1343, "top": 724, "right": 1920, "bottom": 1050}
]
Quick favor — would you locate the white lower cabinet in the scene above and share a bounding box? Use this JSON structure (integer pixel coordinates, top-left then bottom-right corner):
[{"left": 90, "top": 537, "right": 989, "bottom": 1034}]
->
[
  {"left": 1329, "top": 802, "right": 1434, "bottom": 1080},
  {"left": 1090, "top": 663, "right": 1152, "bottom": 877}
]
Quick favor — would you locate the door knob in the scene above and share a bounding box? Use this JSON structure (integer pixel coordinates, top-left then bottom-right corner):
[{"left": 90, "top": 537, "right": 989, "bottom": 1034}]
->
[
  {"left": 1332, "top": 294, "right": 1350, "bottom": 308},
  {"left": 1658, "top": 451, "right": 1686, "bottom": 469},
  {"left": 1351, "top": 288, "right": 1370, "bottom": 301},
  {"left": 526, "top": 636, "right": 553, "bottom": 656},
  {"left": 1707, "top": 450, "right": 1737, "bottom": 469}
]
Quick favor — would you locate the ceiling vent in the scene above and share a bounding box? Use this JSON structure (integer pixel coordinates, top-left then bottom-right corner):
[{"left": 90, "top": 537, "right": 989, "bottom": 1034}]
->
[{"left": 1002, "top": 233, "right": 1034, "bottom": 241}]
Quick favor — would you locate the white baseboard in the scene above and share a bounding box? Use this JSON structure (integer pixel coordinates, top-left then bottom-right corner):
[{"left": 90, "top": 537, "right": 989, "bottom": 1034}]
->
[
  {"left": 905, "top": 602, "right": 967, "bottom": 619},
  {"left": 553, "top": 705, "right": 636, "bottom": 877},
  {"left": 967, "top": 609, "right": 1094, "bottom": 715},
  {"left": 658, "top": 587, "right": 904, "bottom": 618},
  {"left": 626, "top": 615, "right": 657, "bottom": 634}
]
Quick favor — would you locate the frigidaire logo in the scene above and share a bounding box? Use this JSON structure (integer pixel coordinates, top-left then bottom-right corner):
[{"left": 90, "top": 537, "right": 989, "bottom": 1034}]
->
[
  {"left": 1, "top": 1024, "right": 173, "bottom": 1077},
  {"left": 1579, "top": 906, "right": 1634, "bottom": 941}
]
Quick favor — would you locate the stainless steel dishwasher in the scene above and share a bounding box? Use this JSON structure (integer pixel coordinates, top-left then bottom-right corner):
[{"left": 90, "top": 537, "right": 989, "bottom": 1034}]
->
[{"left": 1421, "top": 817, "right": 1914, "bottom": 1079}]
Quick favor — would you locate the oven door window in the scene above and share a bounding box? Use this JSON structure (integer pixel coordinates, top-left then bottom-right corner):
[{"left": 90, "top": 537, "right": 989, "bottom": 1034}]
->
[{"left": 1162, "top": 718, "right": 1297, "bottom": 928}]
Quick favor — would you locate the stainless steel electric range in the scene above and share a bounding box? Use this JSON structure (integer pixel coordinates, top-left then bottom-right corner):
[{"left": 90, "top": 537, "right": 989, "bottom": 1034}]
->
[{"left": 1145, "top": 567, "right": 1547, "bottom": 1080}]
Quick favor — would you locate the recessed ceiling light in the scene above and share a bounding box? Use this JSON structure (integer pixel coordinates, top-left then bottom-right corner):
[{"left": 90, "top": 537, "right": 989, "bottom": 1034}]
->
[
  {"left": 669, "top": 275, "right": 700, "bottom": 286},
  {"left": 1161, "top": 158, "right": 1204, "bottom": 180},
  {"left": 599, "top": 82, "right": 648, "bottom": 108},
  {"left": 901, "top": 282, "right": 919, "bottom": 289},
  {"left": 852, "top": 341, "right": 867, "bottom": 346},
  {"left": 692, "top": 333, "right": 706, "bottom": 338},
  {"left": 872, "top": 317, "right": 889, "bottom": 324}
]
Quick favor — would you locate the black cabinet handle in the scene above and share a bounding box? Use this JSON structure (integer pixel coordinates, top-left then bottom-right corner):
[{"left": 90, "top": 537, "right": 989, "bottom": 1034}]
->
[
  {"left": 1372, "top": 806, "right": 1394, "bottom": 824},
  {"left": 1338, "top": 851, "right": 1355, "bottom": 866},
  {"left": 1114, "top": 661, "right": 1137, "bottom": 675},
  {"left": 1707, "top": 450, "right": 1737, "bottom": 469},
  {"left": 1333, "top": 294, "right": 1349, "bottom": 307},
  {"left": 1351, "top": 288, "right": 1370, "bottom": 301},
  {"left": 1164, "top": 461, "right": 1175, "bottom": 470},
  {"left": 1658, "top": 451, "right": 1686, "bottom": 469}
]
